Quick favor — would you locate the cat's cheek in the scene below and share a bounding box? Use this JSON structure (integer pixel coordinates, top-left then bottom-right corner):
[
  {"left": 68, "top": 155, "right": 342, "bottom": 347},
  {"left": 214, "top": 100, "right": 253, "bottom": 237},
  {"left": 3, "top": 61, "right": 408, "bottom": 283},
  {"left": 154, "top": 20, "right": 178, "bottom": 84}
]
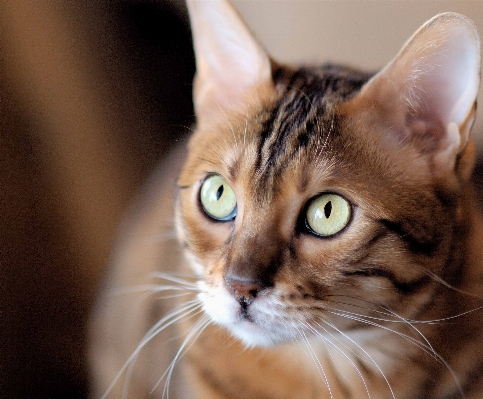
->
[
  {"left": 183, "top": 249, "right": 204, "bottom": 276},
  {"left": 198, "top": 285, "right": 239, "bottom": 327}
]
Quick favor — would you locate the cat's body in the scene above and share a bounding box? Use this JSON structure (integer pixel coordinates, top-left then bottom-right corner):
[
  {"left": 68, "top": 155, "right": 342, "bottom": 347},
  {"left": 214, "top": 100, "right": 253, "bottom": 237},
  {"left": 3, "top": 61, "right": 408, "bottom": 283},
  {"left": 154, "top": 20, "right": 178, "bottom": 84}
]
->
[{"left": 89, "top": 1, "right": 483, "bottom": 398}]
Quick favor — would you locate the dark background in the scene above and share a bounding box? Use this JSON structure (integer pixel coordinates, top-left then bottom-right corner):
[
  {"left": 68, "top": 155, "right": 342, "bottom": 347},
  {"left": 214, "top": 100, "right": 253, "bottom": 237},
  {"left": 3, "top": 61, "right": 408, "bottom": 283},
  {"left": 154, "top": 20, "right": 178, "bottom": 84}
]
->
[
  {"left": 1, "top": 2, "right": 482, "bottom": 399},
  {"left": 1, "top": 1, "right": 194, "bottom": 398}
]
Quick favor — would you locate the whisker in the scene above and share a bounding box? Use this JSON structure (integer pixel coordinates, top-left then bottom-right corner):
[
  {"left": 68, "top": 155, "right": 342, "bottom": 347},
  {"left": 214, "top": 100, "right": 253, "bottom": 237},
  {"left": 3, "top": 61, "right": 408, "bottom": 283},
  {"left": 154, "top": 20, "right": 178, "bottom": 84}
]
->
[
  {"left": 149, "top": 272, "right": 199, "bottom": 288},
  {"left": 307, "top": 321, "right": 372, "bottom": 399},
  {"left": 141, "top": 301, "right": 203, "bottom": 350},
  {"left": 323, "top": 302, "right": 405, "bottom": 324},
  {"left": 296, "top": 326, "right": 334, "bottom": 399},
  {"left": 324, "top": 296, "right": 403, "bottom": 320},
  {"left": 110, "top": 284, "right": 197, "bottom": 297},
  {"left": 101, "top": 300, "right": 202, "bottom": 399},
  {"left": 323, "top": 307, "right": 465, "bottom": 398},
  {"left": 419, "top": 266, "right": 483, "bottom": 301},
  {"left": 126, "top": 305, "right": 206, "bottom": 399},
  {"left": 324, "top": 309, "right": 436, "bottom": 358},
  {"left": 320, "top": 319, "right": 395, "bottom": 399},
  {"left": 326, "top": 294, "right": 483, "bottom": 325},
  {"left": 160, "top": 314, "right": 212, "bottom": 399},
  {"left": 325, "top": 294, "right": 483, "bottom": 325},
  {"left": 413, "top": 306, "right": 483, "bottom": 324},
  {"left": 380, "top": 307, "right": 465, "bottom": 398},
  {"left": 320, "top": 337, "right": 348, "bottom": 383}
]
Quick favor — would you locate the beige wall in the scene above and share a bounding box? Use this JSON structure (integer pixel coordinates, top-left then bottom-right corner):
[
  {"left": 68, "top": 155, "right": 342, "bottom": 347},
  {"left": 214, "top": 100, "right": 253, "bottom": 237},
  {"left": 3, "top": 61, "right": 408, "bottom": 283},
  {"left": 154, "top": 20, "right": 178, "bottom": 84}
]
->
[{"left": 233, "top": 0, "right": 483, "bottom": 150}]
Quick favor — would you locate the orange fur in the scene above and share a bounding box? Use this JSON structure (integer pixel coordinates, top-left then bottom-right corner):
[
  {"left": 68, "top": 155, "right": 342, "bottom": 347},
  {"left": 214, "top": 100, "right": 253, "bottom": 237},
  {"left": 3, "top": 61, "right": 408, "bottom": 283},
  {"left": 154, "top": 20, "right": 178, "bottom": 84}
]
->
[{"left": 89, "top": 3, "right": 483, "bottom": 398}]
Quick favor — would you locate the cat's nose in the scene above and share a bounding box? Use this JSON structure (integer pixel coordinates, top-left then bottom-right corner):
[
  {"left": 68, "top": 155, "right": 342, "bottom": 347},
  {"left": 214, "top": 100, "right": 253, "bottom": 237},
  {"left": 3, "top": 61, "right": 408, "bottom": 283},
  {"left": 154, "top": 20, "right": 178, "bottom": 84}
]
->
[{"left": 224, "top": 276, "right": 263, "bottom": 306}]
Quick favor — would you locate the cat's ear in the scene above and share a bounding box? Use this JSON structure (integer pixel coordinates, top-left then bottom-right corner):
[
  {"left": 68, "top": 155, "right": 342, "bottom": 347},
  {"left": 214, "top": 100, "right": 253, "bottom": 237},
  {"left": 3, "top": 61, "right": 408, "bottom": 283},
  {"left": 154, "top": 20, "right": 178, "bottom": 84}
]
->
[
  {"left": 358, "top": 13, "right": 480, "bottom": 180},
  {"left": 187, "top": 0, "right": 272, "bottom": 126}
]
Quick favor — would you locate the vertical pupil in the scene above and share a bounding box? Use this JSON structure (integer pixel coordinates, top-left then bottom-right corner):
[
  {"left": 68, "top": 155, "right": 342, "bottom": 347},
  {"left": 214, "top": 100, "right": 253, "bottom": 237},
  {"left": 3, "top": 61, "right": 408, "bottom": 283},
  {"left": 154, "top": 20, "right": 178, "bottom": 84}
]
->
[
  {"left": 324, "top": 201, "right": 332, "bottom": 218},
  {"left": 216, "top": 185, "right": 224, "bottom": 201}
]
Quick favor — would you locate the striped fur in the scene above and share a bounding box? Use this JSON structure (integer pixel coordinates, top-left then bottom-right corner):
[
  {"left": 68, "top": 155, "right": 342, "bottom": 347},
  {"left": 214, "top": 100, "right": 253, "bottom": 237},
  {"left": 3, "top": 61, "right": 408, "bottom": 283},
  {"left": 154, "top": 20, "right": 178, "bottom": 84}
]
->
[{"left": 89, "top": 4, "right": 483, "bottom": 399}]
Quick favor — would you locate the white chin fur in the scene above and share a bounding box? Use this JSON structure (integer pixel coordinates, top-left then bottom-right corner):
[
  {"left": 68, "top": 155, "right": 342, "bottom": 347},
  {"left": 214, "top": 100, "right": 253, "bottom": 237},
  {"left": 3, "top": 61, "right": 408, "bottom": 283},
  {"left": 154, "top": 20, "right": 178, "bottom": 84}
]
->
[
  {"left": 228, "top": 321, "right": 282, "bottom": 347},
  {"left": 198, "top": 284, "right": 294, "bottom": 348}
]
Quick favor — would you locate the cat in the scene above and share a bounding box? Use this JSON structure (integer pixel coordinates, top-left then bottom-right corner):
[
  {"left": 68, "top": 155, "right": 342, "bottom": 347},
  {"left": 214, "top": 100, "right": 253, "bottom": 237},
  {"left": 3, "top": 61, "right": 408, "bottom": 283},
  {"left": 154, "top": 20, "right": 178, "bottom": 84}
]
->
[{"left": 89, "top": 0, "right": 483, "bottom": 398}]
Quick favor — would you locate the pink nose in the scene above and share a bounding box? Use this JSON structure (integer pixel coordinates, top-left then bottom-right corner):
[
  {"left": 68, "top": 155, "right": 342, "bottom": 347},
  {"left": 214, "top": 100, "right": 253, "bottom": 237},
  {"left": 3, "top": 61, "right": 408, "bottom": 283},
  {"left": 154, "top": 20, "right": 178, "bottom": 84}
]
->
[{"left": 225, "top": 277, "right": 263, "bottom": 305}]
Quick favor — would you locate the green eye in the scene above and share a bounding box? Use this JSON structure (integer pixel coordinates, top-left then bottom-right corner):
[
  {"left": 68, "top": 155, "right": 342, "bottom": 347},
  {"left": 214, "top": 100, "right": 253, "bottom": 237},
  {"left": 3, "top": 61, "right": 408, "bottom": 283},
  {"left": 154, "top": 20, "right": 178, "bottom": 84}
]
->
[
  {"left": 306, "top": 193, "right": 351, "bottom": 237},
  {"left": 200, "top": 175, "right": 237, "bottom": 221}
]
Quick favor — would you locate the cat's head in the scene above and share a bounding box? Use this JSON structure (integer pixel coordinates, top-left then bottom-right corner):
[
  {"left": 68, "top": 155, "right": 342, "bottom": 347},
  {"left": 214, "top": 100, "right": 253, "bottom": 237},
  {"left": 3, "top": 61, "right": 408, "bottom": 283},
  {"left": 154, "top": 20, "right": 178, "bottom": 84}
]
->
[{"left": 177, "top": 0, "right": 481, "bottom": 347}]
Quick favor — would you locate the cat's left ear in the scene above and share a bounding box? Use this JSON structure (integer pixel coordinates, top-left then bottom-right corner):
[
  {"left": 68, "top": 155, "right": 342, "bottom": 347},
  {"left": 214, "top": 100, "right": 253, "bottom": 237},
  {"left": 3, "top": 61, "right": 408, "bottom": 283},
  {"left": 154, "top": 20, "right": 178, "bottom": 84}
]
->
[
  {"left": 187, "top": 0, "right": 272, "bottom": 127},
  {"left": 358, "top": 13, "right": 481, "bottom": 180}
]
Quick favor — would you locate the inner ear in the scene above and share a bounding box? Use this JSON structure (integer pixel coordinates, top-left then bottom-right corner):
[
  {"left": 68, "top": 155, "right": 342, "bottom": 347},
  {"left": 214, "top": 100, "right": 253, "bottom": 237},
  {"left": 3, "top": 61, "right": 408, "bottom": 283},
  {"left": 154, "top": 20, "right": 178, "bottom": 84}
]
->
[{"left": 357, "top": 13, "right": 480, "bottom": 180}]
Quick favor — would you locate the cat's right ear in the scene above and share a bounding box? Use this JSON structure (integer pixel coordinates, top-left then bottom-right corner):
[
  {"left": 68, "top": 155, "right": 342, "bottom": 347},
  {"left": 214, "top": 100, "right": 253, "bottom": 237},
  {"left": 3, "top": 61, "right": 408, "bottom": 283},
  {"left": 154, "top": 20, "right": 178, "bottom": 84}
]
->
[{"left": 187, "top": 0, "right": 272, "bottom": 127}]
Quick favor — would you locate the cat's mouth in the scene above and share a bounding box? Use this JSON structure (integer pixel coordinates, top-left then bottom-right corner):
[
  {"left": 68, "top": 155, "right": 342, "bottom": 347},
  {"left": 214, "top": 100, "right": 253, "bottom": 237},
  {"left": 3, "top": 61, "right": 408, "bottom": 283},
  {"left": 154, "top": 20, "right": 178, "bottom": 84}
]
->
[
  {"left": 198, "top": 282, "right": 297, "bottom": 347},
  {"left": 198, "top": 279, "right": 381, "bottom": 348},
  {"left": 230, "top": 305, "right": 292, "bottom": 347},
  {"left": 238, "top": 302, "right": 255, "bottom": 323}
]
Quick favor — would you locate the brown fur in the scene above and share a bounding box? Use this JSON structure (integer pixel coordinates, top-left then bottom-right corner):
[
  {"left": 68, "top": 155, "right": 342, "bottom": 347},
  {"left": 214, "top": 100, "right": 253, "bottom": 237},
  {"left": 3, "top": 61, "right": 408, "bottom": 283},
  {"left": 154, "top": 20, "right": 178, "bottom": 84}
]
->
[{"left": 89, "top": 3, "right": 483, "bottom": 398}]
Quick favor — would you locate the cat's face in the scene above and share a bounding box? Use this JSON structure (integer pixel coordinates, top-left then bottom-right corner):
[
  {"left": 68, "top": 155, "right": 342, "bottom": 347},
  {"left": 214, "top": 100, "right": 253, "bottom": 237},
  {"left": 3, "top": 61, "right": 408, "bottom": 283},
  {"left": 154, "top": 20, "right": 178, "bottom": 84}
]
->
[
  {"left": 176, "top": 66, "right": 455, "bottom": 347},
  {"left": 180, "top": 0, "right": 480, "bottom": 348}
]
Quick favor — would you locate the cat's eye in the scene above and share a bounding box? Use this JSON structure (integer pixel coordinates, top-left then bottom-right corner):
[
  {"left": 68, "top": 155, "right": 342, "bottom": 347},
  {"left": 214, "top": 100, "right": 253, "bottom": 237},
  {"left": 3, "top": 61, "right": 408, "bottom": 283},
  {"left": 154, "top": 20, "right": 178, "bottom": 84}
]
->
[
  {"left": 200, "top": 175, "right": 237, "bottom": 221},
  {"left": 305, "top": 193, "right": 351, "bottom": 237}
]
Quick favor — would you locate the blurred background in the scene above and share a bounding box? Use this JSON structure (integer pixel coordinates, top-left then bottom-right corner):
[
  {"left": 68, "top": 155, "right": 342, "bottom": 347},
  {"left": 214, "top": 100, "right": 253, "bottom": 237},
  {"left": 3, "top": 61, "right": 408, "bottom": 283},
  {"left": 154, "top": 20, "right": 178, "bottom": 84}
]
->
[{"left": 1, "top": 1, "right": 482, "bottom": 398}]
